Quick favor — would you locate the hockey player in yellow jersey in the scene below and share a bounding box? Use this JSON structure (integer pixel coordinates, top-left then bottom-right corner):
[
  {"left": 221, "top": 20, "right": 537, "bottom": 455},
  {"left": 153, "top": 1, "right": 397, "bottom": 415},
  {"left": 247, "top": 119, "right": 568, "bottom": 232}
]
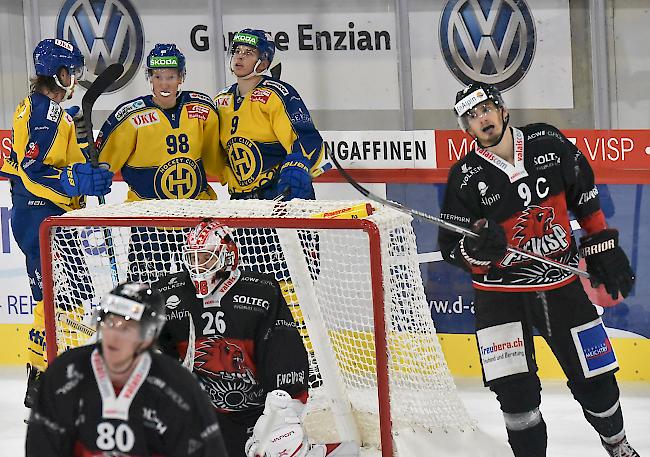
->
[
  {"left": 0, "top": 38, "right": 113, "bottom": 409},
  {"left": 215, "top": 29, "right": 328, "bottom": 200},
  {"left": 97, "top": 43, "right": 225, "bottom": 283},
  {"left": 97, "top": 43, "right": 223, "bottom": 202}
]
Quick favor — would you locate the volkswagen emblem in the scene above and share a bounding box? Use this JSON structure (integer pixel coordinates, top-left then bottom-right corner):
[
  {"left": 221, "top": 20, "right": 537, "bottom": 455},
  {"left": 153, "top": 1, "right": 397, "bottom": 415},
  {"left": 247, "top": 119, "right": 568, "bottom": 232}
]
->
[
  {"left": 56, "top": 0, "right": 144, "bottom": 92},
  {"left": 440, "top": 0, "right": 536, "bottom": 91}
]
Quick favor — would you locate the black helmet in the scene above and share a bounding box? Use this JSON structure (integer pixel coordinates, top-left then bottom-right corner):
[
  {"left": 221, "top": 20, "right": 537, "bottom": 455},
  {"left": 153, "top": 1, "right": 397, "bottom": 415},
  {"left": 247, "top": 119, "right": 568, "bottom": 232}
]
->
[
  {"left": 454, "top": 82, "right": 505, "bottom": 131},
  {"left": 96, "top": 282, "right": 166, "bottom": 341}
]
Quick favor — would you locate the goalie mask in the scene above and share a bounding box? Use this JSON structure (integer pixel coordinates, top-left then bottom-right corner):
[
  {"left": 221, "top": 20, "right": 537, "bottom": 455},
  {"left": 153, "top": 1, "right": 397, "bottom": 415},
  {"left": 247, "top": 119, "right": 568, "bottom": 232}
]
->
[
  {"left": 95, "top": 282, "right": 166, "bottom": 341},
  {"left": 183, "top": 221, "right": 239, "bottom": 298}
]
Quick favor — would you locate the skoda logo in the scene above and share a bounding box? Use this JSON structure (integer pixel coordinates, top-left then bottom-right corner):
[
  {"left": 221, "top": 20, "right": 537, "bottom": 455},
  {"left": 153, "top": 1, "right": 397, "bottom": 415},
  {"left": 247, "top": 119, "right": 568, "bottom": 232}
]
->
[
  {"left": 56, "top": 0, "right": 144, "bottom": 92},
  {"left": 439, "top": 0, "right": 536, "bottom": 91}
]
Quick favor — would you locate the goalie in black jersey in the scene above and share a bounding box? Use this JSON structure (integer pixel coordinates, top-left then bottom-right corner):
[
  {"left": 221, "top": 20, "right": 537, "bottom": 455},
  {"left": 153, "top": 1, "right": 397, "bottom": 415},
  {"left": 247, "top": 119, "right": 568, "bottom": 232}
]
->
[
  {"left": 438, "top": 82, "right": 638, "bottom": 457},
  {"left": 25, "top": 282, "right": 227, "bottom": 457},
  {"left": 154, "top": 221, "right": 358, "bottom": 457}
]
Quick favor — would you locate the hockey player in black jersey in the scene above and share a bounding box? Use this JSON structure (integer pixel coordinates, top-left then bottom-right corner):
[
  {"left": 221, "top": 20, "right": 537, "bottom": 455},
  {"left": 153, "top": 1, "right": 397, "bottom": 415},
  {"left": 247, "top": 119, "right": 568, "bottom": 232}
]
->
[
  {"left": 438, "top": 82, "right": 638, "bottom": 457},
  {"left": 154, "top": 221, "right": 358, "bottom": 457},
  {"left": 25, "top": 282, "right": 227, "bottom": 457}
]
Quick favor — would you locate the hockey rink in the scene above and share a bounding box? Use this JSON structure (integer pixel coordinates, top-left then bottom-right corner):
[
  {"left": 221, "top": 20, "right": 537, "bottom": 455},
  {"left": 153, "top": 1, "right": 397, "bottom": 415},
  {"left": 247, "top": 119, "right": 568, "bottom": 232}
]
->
[{"left": 2, "top": 366, "right": 648, "bottom": 456}]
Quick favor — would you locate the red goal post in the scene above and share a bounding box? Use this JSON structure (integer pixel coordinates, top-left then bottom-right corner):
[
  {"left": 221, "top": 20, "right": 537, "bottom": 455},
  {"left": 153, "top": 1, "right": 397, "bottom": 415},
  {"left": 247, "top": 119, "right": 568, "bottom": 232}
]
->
[{"left": 39, "top": 199, "right": 506, "bottom": 456}]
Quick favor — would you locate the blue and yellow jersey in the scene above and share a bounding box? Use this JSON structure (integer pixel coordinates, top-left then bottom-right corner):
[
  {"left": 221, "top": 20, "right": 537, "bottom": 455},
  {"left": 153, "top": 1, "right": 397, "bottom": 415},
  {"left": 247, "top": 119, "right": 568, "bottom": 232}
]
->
[
  {"left": 215, "top": 76, "right": 326, "bottom": 195},
  {"left": 1, "top": 93, "right": 86, "bottom": 211},
  {"left": 97, "top": 91, "right": 223, "bottom": 201}
]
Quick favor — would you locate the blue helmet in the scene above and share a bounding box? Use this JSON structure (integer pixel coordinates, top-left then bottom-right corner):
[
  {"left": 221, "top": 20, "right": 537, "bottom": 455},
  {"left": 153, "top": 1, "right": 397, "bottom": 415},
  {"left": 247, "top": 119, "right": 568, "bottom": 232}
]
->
[
  {"left": 146, "top": 43, "right": 186, "bottom": 79},
  {"left": 230, "top": 29, "right": 275, "bottom": 64},
  {"left": 33, "top": 38, "right": 84, "bottom": 79}
]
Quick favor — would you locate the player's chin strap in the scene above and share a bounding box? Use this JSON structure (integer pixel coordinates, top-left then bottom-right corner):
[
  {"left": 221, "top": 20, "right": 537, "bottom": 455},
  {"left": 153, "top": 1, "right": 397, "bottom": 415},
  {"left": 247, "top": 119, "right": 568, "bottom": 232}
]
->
[
  {"left": 54, "top": 74, "right": 76, "bottom": 100},
  {"left": 230, "top": 57, "right": 267, "bottom": 80},
  {"left": 474, "top": 109, "right": 510, "bottom": 149}
]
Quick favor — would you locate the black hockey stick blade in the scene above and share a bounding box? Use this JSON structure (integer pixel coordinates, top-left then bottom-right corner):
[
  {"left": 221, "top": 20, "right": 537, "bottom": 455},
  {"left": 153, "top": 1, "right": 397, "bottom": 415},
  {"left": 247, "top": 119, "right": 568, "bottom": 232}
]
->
[
  {"left": 270, "top": 62, "right": 282, "bottom": 79},
  {"left": 328, "top": 144, "right": 589, "bottom": 278},
  {"left": 81, "top": 63, "right": 124, "bottom": 166}
]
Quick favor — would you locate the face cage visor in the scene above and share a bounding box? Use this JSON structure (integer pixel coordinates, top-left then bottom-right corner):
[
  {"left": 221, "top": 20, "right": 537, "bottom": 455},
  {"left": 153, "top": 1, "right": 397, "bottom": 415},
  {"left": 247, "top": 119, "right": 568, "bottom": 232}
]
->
[
  {"left": 454, "top": 88, "right": 505, "bottom": 131},
  {"left": 182, "top": 244, "right": 231, "bottom": 298}
]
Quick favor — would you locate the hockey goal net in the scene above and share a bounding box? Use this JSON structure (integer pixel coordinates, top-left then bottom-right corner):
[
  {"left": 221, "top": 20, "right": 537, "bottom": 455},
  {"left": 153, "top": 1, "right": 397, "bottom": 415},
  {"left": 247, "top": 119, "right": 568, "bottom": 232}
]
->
[{"left": 41, "top": 199, "right": 506, "bottom": 457}]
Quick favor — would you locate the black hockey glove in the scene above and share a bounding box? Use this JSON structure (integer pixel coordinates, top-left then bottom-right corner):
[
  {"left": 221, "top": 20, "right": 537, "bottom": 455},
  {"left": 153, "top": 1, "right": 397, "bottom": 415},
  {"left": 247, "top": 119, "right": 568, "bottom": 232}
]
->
[
  {"left": 460, "top": 218, "right": 507, "bottom": 265},
  {"left": 580, "top": 229, "right": 635, "bottom": 299}
]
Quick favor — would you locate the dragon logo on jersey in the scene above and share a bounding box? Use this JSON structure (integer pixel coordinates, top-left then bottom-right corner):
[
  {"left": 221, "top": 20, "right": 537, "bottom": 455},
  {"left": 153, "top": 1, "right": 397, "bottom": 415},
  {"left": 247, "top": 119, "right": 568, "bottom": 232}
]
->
[
  {"left": 194, "top": 336, "right": 261, "bottom": 410},
  {"left": 226, "top": 137, "right": 264, "bottom": 188},
  {"left": 501, "top": 205, "right": 569, "bottom": 266},
  {"left": 154, "top": 157, "right": 203, "bottom": 199},
  {"left": 57, "top": 0, "right": 144, "bottom": 92}
]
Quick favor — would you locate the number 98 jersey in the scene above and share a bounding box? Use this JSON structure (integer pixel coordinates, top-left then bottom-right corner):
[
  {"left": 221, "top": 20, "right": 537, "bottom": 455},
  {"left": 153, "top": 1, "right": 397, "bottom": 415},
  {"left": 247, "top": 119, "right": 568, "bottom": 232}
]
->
[
  {"left": 438, "top": 123, "right": 608, "bottom": 292},
  {"left": 97, "top": 91, "right": 226, "bottom": 201}
]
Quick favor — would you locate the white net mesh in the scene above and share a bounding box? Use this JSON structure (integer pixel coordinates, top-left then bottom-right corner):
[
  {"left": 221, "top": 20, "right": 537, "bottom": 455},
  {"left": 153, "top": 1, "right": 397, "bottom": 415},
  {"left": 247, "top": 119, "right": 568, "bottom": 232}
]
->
[{"left": 43, "top": 199, "right": 477, "bottom": 451}]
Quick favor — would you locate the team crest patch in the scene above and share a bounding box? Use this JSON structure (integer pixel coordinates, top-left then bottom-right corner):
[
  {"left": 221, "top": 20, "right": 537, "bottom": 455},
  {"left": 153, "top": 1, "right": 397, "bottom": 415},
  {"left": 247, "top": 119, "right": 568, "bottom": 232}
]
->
[
  {"left": 154, "top": 157, "right": 202, "bottom": 199},
  {"left": 571, "top": 318, "right": 618, "bottom": 378},
  {"left": 186, "top": 103, "right": 210, "bottom": 121},
  {"left": 250, "top": 88, "right": 272, "bottom": 104}
]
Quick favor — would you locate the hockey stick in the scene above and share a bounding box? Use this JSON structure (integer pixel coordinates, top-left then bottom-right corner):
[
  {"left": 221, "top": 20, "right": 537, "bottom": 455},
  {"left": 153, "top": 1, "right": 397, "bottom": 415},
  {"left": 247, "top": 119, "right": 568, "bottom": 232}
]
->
[
  {"left": 328, "top": 146, "right": 589, "bottom": 278},
  {"left": 81, "top": 63, "right": 124, "bottom": 287},
  {"left": 181, "top": 315, "right": 196, "bottom": 372}
]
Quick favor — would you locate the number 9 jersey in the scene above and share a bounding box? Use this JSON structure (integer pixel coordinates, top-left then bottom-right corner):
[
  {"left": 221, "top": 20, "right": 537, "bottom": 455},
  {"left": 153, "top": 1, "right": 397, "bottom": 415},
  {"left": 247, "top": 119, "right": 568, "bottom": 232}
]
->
[{"left": 97, "top": 91, "right": 225, "bottom": 201}]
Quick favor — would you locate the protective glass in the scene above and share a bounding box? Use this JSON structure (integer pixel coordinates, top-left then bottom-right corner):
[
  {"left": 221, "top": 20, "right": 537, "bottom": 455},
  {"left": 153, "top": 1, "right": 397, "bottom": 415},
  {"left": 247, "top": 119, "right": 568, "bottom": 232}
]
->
[{"left": 98, "top": 314, "right": 140, "bottom": 337}]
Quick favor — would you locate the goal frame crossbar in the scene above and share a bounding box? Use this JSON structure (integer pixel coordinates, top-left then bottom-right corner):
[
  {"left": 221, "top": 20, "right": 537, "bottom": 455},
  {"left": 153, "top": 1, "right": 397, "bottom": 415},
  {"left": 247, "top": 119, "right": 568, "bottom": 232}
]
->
[{"left": 39, "top": 214, "right": 394, "bottom": 456}]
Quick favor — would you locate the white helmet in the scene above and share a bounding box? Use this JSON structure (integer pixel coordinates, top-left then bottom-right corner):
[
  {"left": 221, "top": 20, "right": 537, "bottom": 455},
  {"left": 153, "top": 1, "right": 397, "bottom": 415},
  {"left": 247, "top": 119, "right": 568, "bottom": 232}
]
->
[{"left": 183, "top": 221, "right": 239, "bottom": 298}]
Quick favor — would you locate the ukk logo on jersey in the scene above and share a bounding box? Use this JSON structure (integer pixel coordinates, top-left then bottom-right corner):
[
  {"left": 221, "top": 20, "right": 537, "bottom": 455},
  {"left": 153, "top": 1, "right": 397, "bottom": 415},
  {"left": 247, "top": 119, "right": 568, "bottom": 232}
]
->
[
  {"left": 130, "top": 110, "right": 160, "bottom": 128},
  {"left": 57, "top": 0, "right": 144, "bottom": 92},
  {"left": 439, "top": 0, "right": 536, "bottom": 91},
  {"left": 501, "top": 205, "right": 569, "bottom": 266}
]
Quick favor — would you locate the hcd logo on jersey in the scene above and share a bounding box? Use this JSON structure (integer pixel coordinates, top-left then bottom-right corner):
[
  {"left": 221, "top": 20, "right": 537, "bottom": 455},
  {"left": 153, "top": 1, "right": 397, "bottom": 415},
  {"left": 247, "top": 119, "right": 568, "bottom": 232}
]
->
[
  {"left": 155, "top": 157, "right": 203, "bottom": 199},
  {"left": 56, "top": 0, "right": 144, "bottom": 92},
  {"left": 439, "top": 0, "right": 536, "bottom": 91},
  {"left": 226, "top": 137, "right": 263, "bottom": 188}
]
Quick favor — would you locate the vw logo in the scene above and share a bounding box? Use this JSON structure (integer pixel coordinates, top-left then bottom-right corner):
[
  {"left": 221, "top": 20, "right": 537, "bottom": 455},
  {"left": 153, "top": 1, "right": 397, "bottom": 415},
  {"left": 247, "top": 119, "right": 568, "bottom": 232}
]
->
[
  {"left": 439, "top": 0, "right": 536, "bottom": 91},
  {"left": 56, "top": 0, "right": 144, "bottom": 92}
]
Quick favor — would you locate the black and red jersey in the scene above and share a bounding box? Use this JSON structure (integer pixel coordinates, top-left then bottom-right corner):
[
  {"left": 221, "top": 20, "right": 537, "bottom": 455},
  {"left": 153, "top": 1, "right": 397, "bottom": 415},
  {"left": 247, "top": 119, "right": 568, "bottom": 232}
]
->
[
  {"left": 438, "top": 124, "right": 607, "bottom": 292},
  {"left": 26, "top": 345, "right": 224, "bottom": 457},
  {"left": 154, "top": 270, "right": 309, "bottom": 413}
]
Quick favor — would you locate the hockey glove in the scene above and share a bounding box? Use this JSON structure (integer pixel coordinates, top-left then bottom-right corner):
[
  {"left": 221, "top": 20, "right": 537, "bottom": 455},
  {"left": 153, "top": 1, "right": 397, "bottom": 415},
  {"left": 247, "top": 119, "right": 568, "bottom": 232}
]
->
[
  {"left": 580, "top": 229, "right": 635, "bottom": 299},
  {"left": 276, "top": 153, "right": 315, "bottom": 200},
  {"left": 245, "top": 390, "right": 307, "bottom": 457},
  {"left": 60, "top": 162, "right": 113, "bottom": 197},
  {"left": 460, "top": 218, "right": 507, "bottom": 265}
]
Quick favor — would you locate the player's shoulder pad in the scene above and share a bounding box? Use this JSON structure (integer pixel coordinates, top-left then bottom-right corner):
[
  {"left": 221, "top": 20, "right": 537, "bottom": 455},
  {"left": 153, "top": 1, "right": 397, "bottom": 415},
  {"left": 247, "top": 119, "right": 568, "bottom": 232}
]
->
[
  {"left": 521, "top": 122, "right": 568, "bottom": 144},
  {"left": 108, "top": 96, "right": 149, "bottom": 124},
  {"left": 152, "top": 270, "right": 191, "bottom": 295},
  {"left": 239, "top": 269, "right": 280, "bottom": 290},
  {"left": 148, "top": 351, "right": 202, "bottom": 398},
  {"left": 46, "top": 344, "right": 94, "bottom": 381},
  {"left": 261, "top": 77, "right": 299, "bottom": 100},
  {"left": 29, "top": 94, "right": 63, "bottom": 126},
  {"left": 183, "top": 90, "right": 216, "bottom": 109}
]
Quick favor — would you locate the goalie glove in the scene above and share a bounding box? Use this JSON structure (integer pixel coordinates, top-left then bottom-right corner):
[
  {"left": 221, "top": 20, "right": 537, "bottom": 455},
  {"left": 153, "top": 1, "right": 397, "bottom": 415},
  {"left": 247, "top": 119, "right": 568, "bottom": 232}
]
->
[
  {"left": 245, "top": 390, "right": 307, "bottom": 457},
  {"left": 460, "top": 218, "right": 507, "bottom": 265},
  {"left": 580, "top": 229, "right": 635, "bottom": 299},
  {"left": 276, "top": 153, "right": 314, "bottom": 200}
]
